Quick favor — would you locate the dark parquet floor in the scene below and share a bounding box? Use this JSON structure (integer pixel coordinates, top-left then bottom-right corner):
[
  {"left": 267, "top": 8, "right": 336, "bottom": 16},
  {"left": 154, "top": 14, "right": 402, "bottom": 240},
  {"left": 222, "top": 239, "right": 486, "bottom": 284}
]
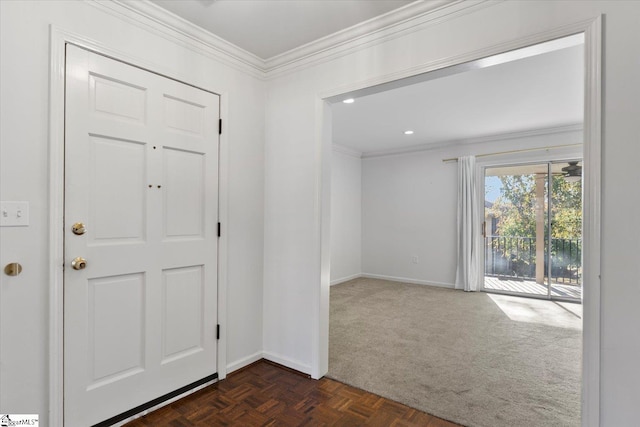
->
[{"left": 123, "top": 360, "right": 462, "bottom": 426}]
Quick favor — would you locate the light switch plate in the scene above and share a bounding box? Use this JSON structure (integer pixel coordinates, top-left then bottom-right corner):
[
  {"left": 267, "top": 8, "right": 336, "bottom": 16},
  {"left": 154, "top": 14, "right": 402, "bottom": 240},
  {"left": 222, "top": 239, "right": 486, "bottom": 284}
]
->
[{"left": 1, "top": 201, "right": 30, "bottom": 226}]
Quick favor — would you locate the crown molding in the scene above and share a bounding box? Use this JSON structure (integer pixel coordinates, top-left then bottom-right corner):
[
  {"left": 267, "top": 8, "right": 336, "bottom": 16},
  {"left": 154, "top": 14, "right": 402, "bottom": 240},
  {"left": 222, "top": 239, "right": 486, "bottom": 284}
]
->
[
  {"left": 264, "top": 0, "right": 499, "bottom": 78},
  {"left": 89, "top": 0, "right": 500, "bottom": 80},
  {"left": 265, "top": 0, "right": 455, "bottom": 71},
  {"left": 91, "top": 0, "right": 266, "bottom": 78},
  {"left": 361, "top": 123, "right": 583, "bottom": 159},
  {"left": 332, "top": 144, "right": 363, "bottom": 158}
]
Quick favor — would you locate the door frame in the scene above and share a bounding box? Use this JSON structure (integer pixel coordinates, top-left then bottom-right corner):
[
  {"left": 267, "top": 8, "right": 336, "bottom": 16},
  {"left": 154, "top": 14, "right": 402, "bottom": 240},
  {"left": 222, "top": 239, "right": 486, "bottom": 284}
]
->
[
  {"left": 315, "top": 17, "right": 602, "bottom": 426},
  {"left": 48, "top": 26, "right": 229, "bottom": 427},
  {"left": 479, "top": 157, "right": 583, "bottom": 302}
]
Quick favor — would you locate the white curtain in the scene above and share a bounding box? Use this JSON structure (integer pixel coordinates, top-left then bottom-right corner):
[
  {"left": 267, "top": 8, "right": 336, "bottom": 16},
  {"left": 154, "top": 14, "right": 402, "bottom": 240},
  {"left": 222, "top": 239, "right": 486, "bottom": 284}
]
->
[{"left": 455, "top": 155, "right": 480, "bottom": 292}]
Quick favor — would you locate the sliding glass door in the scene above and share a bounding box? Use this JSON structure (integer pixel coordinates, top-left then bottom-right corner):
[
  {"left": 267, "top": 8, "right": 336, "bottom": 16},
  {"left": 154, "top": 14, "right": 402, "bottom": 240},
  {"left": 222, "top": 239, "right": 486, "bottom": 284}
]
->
[{"left": 482, "top": 161, "right": 582, "bottom": 301}]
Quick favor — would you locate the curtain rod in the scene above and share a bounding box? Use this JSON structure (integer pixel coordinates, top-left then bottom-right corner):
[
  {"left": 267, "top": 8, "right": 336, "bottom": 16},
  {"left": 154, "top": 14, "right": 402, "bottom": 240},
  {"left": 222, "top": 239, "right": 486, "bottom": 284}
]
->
[{"left": 442, "top": 143, "right": 582, "bottom": 163}]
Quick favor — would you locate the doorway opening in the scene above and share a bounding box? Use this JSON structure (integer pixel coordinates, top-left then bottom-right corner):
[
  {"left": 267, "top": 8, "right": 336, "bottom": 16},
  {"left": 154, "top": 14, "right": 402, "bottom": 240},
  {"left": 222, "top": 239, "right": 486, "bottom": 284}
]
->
[{"left": 321, "top": 23, "right": 600, "bottom": 426}]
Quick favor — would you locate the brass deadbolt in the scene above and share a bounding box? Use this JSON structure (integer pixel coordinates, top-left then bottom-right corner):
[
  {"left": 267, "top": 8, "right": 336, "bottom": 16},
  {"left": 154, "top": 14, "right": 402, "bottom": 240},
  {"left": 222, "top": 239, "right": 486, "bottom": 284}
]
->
[
  {"left": 72, "top": 222, "right": 87, "bottom": 235},
  {"left": 4, "top": 263, "right": 22, "bottom": 276},
  {"left": 71, "top": 257, "right": 87, "bottom": 270}
]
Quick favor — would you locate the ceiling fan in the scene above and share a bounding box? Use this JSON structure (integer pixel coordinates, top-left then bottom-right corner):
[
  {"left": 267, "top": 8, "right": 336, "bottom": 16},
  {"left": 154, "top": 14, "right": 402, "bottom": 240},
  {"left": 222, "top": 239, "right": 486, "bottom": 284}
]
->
[{"left": 561, "top": 161, "right": 582, "bottom": 182}]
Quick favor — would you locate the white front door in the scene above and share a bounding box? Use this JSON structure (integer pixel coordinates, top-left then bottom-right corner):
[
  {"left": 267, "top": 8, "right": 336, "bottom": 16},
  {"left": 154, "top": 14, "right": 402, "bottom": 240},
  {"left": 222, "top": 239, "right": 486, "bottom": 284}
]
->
[{"left": 64, "top": 45, "right": 220, "bottom": 426}]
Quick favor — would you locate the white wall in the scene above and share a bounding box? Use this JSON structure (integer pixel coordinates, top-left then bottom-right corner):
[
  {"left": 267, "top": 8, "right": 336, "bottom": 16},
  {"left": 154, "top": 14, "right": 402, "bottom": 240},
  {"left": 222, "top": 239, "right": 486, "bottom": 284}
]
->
[
  {"left": 362, "top": 130, "right": 582, "bottom": 288},
  {"left": 330, "top": 148, "right": 362, "bottom": 284},
  {"left": 2, "top": 0, "right": 639, "bottom": 424},
  {"left": 0, "top": 1, "right": 264, "bottom": 422},
  {"left": 362, "top": 150, "right": 456, "bottom": 286},
  {"left": 263, "top": 1, "right": 640, "bottom": 424}
]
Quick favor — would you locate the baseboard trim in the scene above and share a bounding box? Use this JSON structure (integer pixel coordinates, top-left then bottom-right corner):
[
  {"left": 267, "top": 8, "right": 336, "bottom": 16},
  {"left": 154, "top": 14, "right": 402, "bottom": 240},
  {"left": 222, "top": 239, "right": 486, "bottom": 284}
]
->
[
  {"left": 226, "top": 351, "right": 264, "bottom": 374},
  {"left": 263, "top": 351, "right": 311, "bottom": 375},
  {"left": 330, "top": 273, "right": 363, "bottom": 286},
  {"left": 361, "top": 273, "right": 455, "bottom": 289}
]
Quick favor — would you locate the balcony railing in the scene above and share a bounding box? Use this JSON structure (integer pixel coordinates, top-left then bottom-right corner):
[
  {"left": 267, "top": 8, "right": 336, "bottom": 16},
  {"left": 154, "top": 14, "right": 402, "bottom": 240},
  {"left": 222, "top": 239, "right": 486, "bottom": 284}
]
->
[{"left": 484, "top": 236, "right": 581, "bottom": 285}]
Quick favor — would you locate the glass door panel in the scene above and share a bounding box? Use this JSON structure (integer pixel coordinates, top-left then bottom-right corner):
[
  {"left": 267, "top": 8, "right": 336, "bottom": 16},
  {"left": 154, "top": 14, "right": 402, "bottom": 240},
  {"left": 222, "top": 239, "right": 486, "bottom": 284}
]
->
[
  {"left": 483, "top": 164, "right": 549, "bottom": 298},
  {"left": 549, "top": 161, "right": 583, "bottom": 300}
]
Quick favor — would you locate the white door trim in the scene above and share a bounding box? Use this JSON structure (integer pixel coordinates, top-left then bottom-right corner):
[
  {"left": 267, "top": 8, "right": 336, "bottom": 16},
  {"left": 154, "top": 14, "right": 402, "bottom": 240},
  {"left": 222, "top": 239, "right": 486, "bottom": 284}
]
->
[
  {"left": 48, "top": 25, "right": 229, "bottom": 427},
  {"left": 581, "top": 16, "right": 602, "bottom": 427},
  {"left": 314, "top": 17, "right": 602, "bottom": 427}
]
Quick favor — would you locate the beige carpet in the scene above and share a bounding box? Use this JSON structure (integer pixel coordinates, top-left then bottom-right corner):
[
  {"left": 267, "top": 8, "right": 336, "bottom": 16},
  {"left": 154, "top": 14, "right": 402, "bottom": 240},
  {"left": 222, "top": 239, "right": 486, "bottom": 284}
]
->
[{"left": 328, "top": 278, "right": 581, "bottom": 427}]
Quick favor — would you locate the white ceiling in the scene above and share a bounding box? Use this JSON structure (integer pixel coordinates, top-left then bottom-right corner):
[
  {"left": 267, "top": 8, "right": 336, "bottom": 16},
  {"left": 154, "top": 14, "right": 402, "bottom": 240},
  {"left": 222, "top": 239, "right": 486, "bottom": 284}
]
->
[
  {"left": 331, "top": 40, "right": 584, "bottom": 155},
  {"left": 149, "top": 0, "right": 415, "bottom": 59},
  {"left": 147, "top": 1, "right": 583, "bottom": 156}
]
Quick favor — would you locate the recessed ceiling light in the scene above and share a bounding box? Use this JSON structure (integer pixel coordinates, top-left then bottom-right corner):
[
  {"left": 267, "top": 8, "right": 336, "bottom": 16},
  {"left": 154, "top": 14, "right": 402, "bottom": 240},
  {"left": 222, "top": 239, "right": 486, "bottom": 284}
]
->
[
  {"left": 342, "top": 98, "right": 355, "bottom": 104},
  {"left": 404, "top": 130, "right": 414, "bottom": 135}
]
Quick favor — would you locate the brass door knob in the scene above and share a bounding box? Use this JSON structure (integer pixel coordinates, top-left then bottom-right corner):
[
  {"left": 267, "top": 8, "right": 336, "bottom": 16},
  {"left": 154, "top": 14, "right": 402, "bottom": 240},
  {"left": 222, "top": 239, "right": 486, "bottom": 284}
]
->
[
  {"left": 4, "top": 263, "right": 22, "bottom": 276},
  {"left": 71, "top": 257, "right": 87, "bottom": 270},
  {"left": 72, "top": 222, "right": 87, "bottom": 235}
]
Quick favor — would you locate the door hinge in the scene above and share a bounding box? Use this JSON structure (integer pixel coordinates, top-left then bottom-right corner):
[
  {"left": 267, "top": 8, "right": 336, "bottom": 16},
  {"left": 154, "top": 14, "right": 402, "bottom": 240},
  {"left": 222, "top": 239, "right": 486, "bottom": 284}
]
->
[
  {"left": 216, "top": 324, "right": 220, "bottom": 340},
  {"left": 218, "top": 118, "right": 222, "bottom": 135},
  {"left": 217, "top": 222, "right": 221, "bottom": 237}
]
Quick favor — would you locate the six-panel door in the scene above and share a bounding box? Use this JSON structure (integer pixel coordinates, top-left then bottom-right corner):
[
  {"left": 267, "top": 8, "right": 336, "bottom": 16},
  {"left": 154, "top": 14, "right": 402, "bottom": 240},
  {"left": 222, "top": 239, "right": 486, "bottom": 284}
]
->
[{"left": 64, "top": 45, "right": 220, "bottom": 426}]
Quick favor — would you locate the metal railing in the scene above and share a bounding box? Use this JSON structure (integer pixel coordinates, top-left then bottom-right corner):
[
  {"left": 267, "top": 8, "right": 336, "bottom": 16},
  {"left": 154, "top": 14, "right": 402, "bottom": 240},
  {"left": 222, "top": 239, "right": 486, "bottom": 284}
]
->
[{"left": 484, "top": 236, "right": 581, "bottom": 285}]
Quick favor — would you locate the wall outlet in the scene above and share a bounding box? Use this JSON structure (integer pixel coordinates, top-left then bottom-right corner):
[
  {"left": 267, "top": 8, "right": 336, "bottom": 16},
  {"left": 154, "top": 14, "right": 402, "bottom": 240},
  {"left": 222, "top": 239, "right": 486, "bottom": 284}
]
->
[
  {"left": 0, "top": 201, "right": 30, "bottom": 227},
  {"left": 411, "top": 256, "right": 419, "bottom": 264}
]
